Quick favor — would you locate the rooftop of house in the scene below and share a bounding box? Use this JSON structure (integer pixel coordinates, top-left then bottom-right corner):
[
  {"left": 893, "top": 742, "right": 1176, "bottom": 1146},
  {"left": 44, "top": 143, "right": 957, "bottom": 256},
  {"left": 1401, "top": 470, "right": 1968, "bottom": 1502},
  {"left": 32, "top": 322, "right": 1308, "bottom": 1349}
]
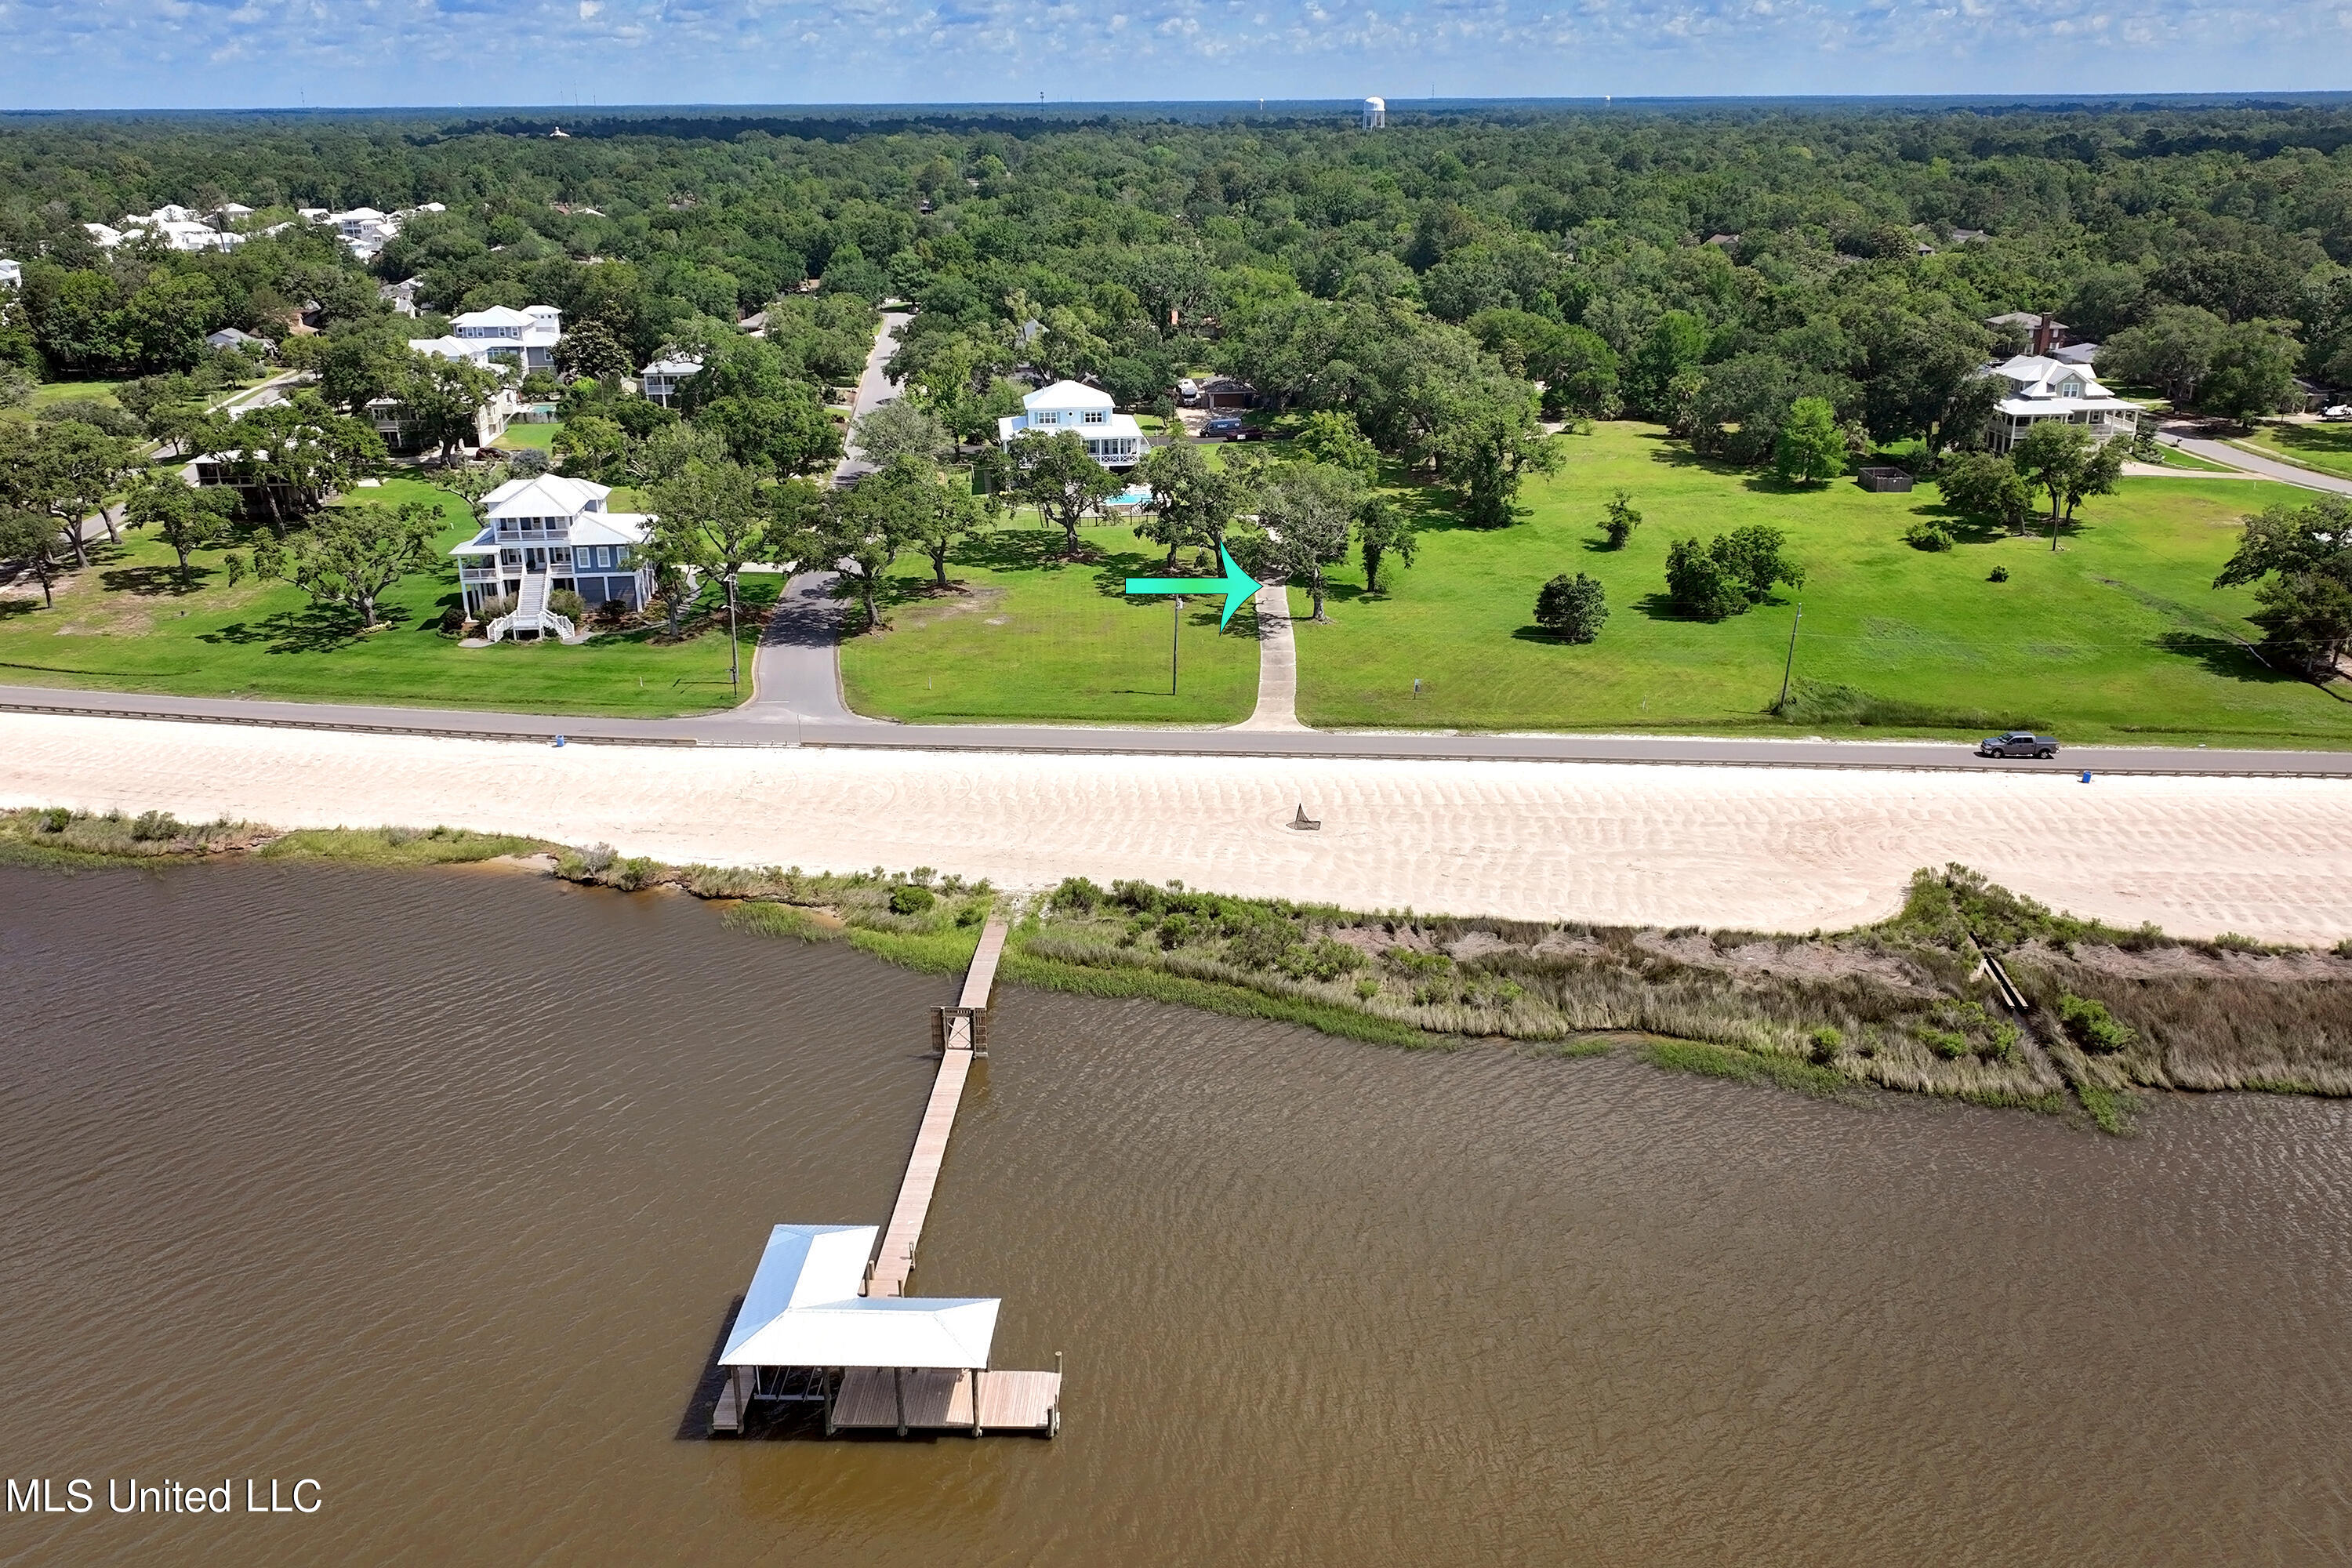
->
[
  {"left": 1984, "top": 353, "right": 2121, "bottom": 400},
  {"left": 641, "top": 353, "right": 706, "bottom": 377},
  {"left": 1022, "top": 379, "right": 1115, "bottom": 411},
  {"left": 1986, "top": 311, "right": 2066, "bottom": 331},
  {"left": 482, "top": 473, "right": 615, "bottom": 518}
]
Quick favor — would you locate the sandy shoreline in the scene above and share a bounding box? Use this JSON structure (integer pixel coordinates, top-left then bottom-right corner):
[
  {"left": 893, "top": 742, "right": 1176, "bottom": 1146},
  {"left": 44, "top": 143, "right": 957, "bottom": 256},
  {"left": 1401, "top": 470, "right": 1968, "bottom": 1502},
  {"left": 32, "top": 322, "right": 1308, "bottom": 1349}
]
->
[{"left": 5, "top": 710, "right": 2350, "bottom": 942}]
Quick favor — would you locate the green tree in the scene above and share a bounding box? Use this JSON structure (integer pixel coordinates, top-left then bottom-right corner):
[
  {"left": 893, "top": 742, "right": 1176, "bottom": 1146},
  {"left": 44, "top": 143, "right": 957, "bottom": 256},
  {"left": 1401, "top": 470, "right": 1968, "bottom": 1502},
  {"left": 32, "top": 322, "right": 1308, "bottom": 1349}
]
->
[
  {"left": 2062, "top": 438, "right": 2125, "bottom": 521},
  {"left": 552, "top": 416, "right": 626, "bottom": 480},
  {"left": 0, "top": 507, "right": 64, "bottom": 608},
  {"left": 0, "top": 419, "right": 140, "bottom": 568},
  {"left": 1134, "top": 438, "right": 1242, "bottom": 567},
  {"left": 650, "top": 458, "right": 769, "bottom": 585},
  {"left": 1534, "top": 572, "right": 1607, "bottom": 642},
  {"left": 2100, "top": 306, "right": 2226, "bottom": 405},
  {"left": 1250, "top": 462, "right": 1362, "bottom": 622},
  {"left": 2012, "top": 420, "right": 2096, "bottom": 542},
  {"left": 772, "top": 470, "right": 909, "bottom": 631},
  {"left": 2196, "top": 320, "right": 2302, "bottom": 426},
  {"left": 1431, "top": 381, "right": 1560, "bottom": 528},
  {"left": 1773, "top": 397, "right": 1846, "bottom": 486},
  {"left": 851, "top": 397, "right": 953, "bottom": 467},
  {"left": 636, "top": 513, "right": 711, "bottom": 638},
  {"left": 1664, "top": 537, "right": 1748, "bottom": 622},
  {"left": 858, "top": 456, "right": 997, "bottom": 589},
  {"left": 1627, "top": 310, "right": 1709, "bottom": 419},
  {"left": 1356, "top": 495, "right": 1416, "bottom": 594},
  {"left": 401, "top": 353, "right": 505, "bottom": 461},
  {"left": 1008, "top": 429, "right": 1118, "bottom": 557},
  {"left": 197, "top": 400, "right": 385, "bottom": 534},
  {"left": 125, "top": 473, "right": 240, "bottom": 587},
  {"left": 245, "top": 499, "right": 443, "bottom": 629},
  {"left": 695, "top": 387, "right": 841, "bottom": 475},
  {"left": 2213, "top": 496, "right": 2352, "bottom": 679},
  {"left": 554, "top": 320, "right": 634, "bottom": 383},
  {"left": 1600, "top": 488, "right": 1642, "bottom": 548},
  {"left": 1714, "top": 524, "right": 1805, "bottom": 601},
  {"left": 1293, "top": 410, "right": 1380, "bottom": 478},
  {"left": 1938, "top": 451, "right": 2034, "bottom": 532}
]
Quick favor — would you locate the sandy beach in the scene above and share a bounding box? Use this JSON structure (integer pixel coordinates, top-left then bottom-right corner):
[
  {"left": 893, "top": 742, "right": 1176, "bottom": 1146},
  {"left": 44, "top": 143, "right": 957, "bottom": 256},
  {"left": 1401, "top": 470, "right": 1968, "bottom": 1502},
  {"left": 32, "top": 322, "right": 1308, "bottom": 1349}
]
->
[{"left": 5, "top": 710, "right": 2350, "bottom": 942}]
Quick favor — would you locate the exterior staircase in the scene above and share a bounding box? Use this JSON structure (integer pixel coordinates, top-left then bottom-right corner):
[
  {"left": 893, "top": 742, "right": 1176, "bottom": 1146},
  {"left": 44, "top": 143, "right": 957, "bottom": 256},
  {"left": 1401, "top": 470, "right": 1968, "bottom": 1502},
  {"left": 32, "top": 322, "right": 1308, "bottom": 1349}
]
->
[{"left": 485, "top": 571, "right": 575, "bottom": 644}]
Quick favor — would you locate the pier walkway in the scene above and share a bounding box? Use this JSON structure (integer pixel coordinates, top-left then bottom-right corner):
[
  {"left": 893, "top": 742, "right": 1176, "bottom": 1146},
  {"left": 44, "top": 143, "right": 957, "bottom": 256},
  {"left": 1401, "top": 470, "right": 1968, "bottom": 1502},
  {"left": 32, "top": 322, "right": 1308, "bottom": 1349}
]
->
[{"left": 867, "top": 913, "right": 1007, "bottom": 1301}]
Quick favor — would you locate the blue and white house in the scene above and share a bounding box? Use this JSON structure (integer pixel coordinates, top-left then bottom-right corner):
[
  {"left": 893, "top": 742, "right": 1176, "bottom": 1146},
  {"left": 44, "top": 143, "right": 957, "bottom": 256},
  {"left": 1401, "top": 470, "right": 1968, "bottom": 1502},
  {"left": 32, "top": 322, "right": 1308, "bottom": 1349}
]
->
[
  {"left": 446, "top": 305, "right": 564, "bottom": 372},
  {"left": 1978, "top": 354, "right": 2142, "bottom": 454},
  {"left": 448, "top": 474, "right": 659, "bottom": 637},
  {"left": 996, "top": 379, "right": 1143, "bottom": 469}
]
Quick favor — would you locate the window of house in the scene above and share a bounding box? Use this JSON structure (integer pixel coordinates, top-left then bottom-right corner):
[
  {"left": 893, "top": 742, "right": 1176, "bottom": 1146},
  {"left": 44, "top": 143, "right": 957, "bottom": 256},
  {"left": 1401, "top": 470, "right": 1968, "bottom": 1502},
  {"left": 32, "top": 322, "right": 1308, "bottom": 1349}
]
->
[
  {"left": 1083, "top": 410, "right": 1106, "bottom": 423},
  {"left": 1033, "top": 412, "right": 1056, "bottom": 425},
  {"left": 596, "top": 546, "right": 612, "bottom": 568}
]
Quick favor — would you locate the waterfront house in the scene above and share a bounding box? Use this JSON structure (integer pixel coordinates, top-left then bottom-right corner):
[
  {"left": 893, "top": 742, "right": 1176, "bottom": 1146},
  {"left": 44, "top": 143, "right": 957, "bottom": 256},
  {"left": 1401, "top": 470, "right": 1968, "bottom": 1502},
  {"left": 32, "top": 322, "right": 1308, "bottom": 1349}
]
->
[
  {"left": 639, "top": 352, "right": 703, "bottom": 407},
  {"left": 996, "top": 379, "right": 1143, "bottom": 469},
  {"left": 448, "top": 474, "right": 658, "bottom": 627},
  {"left": 0, "top": 260, "right": 19, "bottom": 289},
  {"left": 448, "top": 305, "right": 564, "bottom": 372},
  {"left": 205, "top": 327, "right": 273, "bottom": 354},
  {"left": 1976, "top": 354, "right": 2141, "bottom": 453}
]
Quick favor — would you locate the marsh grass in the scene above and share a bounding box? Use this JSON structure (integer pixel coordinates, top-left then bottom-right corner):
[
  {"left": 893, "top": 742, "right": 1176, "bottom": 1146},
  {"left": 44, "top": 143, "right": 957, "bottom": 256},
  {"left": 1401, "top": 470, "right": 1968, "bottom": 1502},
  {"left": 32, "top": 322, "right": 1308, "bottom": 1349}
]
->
[{"left": 8, "top": 813, "right": 2342, "bottom": 1129}]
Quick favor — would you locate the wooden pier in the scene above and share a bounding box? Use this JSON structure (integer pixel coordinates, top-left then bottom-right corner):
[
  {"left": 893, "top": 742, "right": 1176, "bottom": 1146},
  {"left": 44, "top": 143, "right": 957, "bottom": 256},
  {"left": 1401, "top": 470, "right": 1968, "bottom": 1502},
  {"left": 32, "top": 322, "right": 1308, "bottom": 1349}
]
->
[
  {"left": 866, "top": 914, "right": 1007, "bottom": 1299},
  {"left": 713, "top": 913, "right": 1060, "bottom": 1441},
  {"left": 830, "top": 1363, "right": 1062, "bottom": 1436}
]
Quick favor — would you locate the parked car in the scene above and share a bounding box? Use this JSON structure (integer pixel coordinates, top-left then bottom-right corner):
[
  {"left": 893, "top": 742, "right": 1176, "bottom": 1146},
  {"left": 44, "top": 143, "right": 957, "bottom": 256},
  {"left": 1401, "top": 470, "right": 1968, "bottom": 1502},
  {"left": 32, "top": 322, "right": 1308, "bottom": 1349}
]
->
[
  {"left": 2322, "top": 404, "right": 2352, "bottom": 423},
  {"left": 1978, "top": 731, "right": 2060, "bottom": 759},
  {"left": 1202, "top": 417, "right": 1262, "bottom": 441},
  {"left": 1177, "top": 378, "right": 1200, "bottom": 405}
]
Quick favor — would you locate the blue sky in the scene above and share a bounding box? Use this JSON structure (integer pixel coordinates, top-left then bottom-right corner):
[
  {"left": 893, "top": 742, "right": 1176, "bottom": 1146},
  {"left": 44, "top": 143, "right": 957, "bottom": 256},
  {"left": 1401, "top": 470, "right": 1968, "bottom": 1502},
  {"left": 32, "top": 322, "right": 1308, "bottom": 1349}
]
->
[{"left": 3, "top": 0, "right": 2346, "bottom": 109}]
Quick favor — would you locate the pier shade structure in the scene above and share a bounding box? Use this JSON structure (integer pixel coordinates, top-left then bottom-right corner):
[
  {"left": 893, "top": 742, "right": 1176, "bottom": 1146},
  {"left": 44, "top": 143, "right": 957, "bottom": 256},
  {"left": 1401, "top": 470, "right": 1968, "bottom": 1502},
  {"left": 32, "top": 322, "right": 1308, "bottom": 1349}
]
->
[{"left": 712, "top": 918, "right": 1061, "bottom": 1438}]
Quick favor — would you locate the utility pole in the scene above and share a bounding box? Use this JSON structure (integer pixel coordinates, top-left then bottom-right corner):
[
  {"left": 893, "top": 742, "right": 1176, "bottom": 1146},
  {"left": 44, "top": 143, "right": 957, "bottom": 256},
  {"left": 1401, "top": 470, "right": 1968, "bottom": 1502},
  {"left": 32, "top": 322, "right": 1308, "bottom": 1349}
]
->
[
  {"left": 1777, "top": 601, "right": 1802, "bottom": 710},
  {"left": 1171, "top": 593, "right": 1181, "bottom": 695},
  {"left": 726, "top": 572, "right": 740, "bottom": 688}
]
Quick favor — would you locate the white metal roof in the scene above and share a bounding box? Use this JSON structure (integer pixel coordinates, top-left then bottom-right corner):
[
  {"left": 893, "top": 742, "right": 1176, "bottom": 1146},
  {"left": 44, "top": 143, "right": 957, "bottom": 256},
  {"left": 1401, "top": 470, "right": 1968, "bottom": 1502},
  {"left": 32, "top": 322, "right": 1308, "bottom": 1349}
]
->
[
  {"left": 719, "top": 1225, "right": 1001, "bottom": 1370},
  {"left": 1024, "top": 379, "right": 1114, "bottom": 410},
  {"left": 481, "top": 473, "right": 611, "bottom": 517},
  {"left": 453, "top": 305, "right": 535, "bottom": 329}
]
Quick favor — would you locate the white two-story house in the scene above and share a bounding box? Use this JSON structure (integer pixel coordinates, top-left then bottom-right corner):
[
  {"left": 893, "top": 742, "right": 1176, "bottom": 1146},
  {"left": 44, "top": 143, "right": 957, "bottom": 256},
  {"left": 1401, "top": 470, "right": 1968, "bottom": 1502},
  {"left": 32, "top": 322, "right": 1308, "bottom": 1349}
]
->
[
  {"left": 997, "top": 380, "right": 1143, "bottom": 469},
  {"left": 639, "top": 353, "right": 703, "bottom": 406},
  {"left": 447, "top": 305, "right": 564, "bottom": 372},
  {"left": 1978, "top": 354, "right": 2142, "bottom": 454},
  {"left": 448, "top": 474, "right": 659, "bottom": 631}
]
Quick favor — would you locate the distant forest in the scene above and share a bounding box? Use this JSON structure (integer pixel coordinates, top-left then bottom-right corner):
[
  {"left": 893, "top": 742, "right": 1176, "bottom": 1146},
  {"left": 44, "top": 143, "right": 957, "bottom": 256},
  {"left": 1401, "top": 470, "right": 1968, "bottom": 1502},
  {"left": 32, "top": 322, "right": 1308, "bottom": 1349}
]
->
[{"left": 2, "top": 100, "right": 2348, "bottom": 482}]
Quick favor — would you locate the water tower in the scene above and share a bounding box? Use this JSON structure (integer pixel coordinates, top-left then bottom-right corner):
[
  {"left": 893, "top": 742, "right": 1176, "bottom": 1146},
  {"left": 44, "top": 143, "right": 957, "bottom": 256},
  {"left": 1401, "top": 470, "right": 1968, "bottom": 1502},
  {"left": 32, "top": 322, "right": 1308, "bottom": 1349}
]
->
[{"left": 1362, "top": 96, "right": 1385, "bottom": 129}]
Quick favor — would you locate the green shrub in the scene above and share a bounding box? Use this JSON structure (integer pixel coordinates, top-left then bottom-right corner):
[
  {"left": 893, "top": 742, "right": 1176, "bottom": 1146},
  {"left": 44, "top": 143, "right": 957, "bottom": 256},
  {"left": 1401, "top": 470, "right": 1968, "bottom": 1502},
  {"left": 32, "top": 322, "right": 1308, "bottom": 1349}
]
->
[
  {"left": 1904, "top": 519, "right": 1955, "bottom": 552},
  {"left": 2057, "top": 993, "right": 2136, "bottom": 1053},
  {"left": 1988, "top": 565, "right": 2009, "bottom": 582},
  {"left": 1807, "top": 1024, "right": 1843, "bottom": 1064},
  {"left": 888, "top": 884, "right": 936, "bottom": 915},
  {"left": 130, "top": 810, "right": 183, "bottom": 842}
]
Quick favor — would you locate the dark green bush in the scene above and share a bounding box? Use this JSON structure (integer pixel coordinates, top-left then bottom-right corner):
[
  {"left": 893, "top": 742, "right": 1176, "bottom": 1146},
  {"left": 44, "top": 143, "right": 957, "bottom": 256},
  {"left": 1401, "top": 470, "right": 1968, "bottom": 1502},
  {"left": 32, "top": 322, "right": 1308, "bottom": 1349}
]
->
[
  {"left": 2058, "top": 993, "right": 2136, "bottom": 1053},
  {"left": 889, "top": 884, "right": 936, "bottom": 915}
]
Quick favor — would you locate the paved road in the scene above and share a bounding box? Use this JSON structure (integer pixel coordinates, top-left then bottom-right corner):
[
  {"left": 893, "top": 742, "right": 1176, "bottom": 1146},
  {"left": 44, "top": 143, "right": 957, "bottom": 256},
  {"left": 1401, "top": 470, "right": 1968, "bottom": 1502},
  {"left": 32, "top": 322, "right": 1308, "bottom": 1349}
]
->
[
  {"left": 745, "top": 569, "right": 873, "bottom": 727},
  {"left": 831, "top": 310, "right": 913, "bottom": 485},
  {"left": 6, "top": 683, "right": 2351, "bottom": 777},
  {"left": 2158, "top": 427, "right": 2352, "bottom": 497}
]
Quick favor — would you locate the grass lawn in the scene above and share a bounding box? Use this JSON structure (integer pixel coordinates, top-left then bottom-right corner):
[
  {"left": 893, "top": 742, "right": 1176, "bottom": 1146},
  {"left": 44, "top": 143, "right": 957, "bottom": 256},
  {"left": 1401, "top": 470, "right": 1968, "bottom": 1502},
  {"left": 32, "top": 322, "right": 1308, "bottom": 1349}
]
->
[
  {"left": 0, "top": 477, "right": 770, "bottom": 717},
  {"left": 13, "top": 380, "right": 124, "bottom": 416},
  {"left": 2143, "top": 443, "right": 2238, "bottom": 473},
  {"left": 494, "top": 419, "right": 561, "bottom": 452},
  {"left": 1288, "top": 421, "right": 2352, "bottom": 748},
  {"left": 838, "top": 510, "right": 1260, "bottom": 724},
  {"left": 2235, "top": 421, "right": 2352, "bottom": 481}
]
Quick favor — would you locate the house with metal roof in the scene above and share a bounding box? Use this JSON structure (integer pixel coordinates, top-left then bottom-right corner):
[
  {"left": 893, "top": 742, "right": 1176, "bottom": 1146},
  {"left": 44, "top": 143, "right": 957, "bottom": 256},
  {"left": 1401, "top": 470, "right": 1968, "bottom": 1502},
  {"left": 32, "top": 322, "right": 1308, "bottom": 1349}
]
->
[
  {"left": 1976, "top": 354, "right": 2142, "bottom": 454},
  {"left": 448, "top": 473, "right": 656, "bottom": 635},
  {"left": 997, "top": 379, "right": 1142, "bottom": 469}
]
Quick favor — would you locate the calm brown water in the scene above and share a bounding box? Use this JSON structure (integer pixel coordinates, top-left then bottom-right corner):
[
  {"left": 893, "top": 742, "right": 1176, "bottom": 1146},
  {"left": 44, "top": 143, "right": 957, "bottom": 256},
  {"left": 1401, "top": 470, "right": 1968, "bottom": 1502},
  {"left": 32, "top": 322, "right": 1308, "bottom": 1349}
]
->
[{"left": 2, "top": 859, "right": 2350, "bottom": 1566}]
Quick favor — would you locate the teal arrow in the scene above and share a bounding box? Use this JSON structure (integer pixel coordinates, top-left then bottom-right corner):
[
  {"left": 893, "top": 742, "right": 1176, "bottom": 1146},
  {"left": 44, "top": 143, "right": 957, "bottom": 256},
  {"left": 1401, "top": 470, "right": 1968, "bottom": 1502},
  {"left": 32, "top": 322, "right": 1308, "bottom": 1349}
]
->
[{"left": 1125, "top": 544, "right": 1261, "bottom": 629}]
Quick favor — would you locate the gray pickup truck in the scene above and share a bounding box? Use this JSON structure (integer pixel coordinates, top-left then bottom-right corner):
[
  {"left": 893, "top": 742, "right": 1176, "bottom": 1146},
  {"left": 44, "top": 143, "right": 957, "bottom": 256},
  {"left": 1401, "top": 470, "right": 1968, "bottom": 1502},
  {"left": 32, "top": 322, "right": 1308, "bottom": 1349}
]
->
[{"left": 1978, "top": 731, "right": 2060, "bottom": 759}]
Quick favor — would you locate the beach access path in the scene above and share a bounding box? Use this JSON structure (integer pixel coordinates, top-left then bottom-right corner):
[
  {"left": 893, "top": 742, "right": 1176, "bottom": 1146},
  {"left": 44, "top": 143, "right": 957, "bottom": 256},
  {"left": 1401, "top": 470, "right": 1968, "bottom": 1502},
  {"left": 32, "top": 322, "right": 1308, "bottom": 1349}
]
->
[{"left": 6, "top": 708, "right": 2351, "bottom": 944}]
